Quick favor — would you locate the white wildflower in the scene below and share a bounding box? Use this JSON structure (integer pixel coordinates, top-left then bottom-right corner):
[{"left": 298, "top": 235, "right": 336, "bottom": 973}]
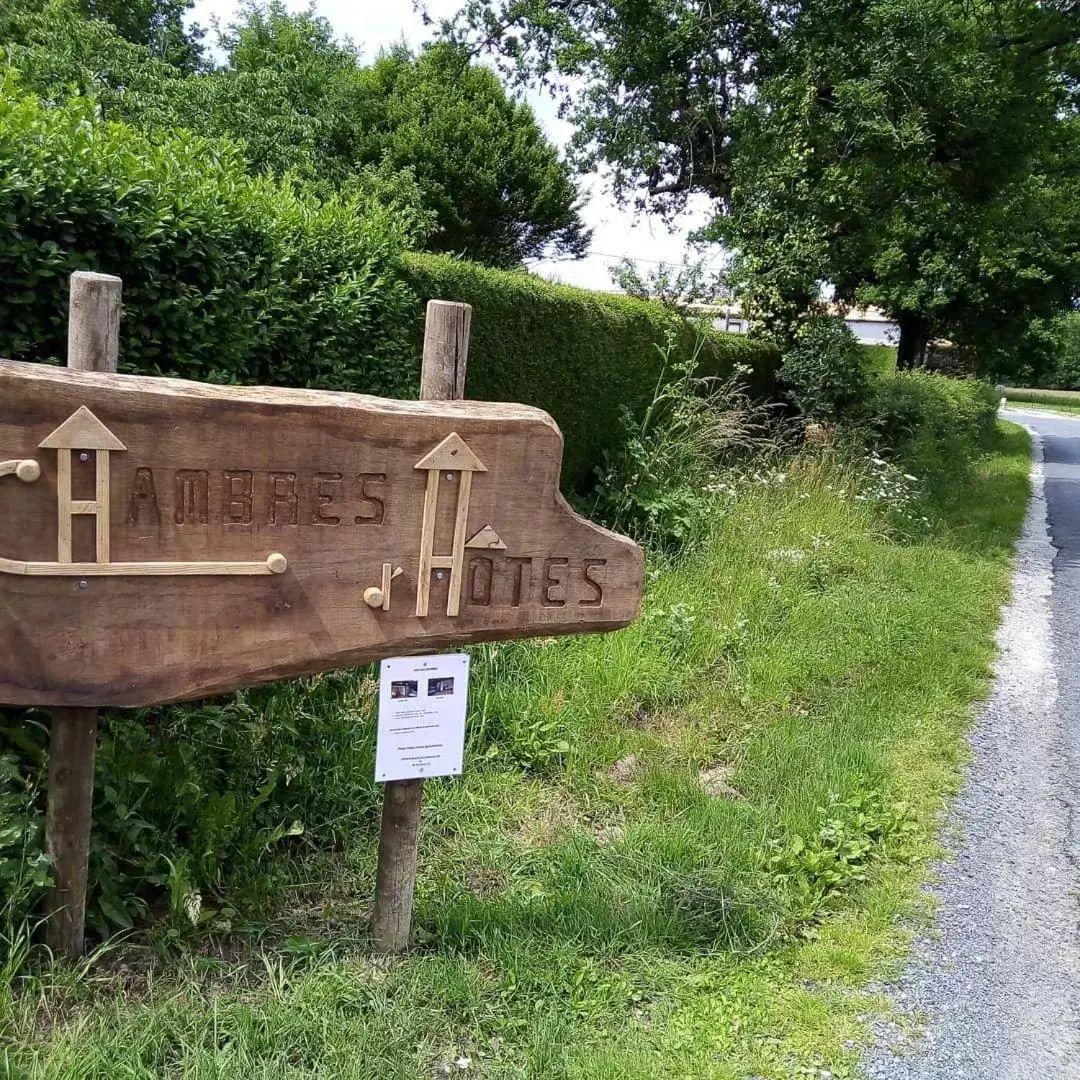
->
[
  {"left": 767, "top": 548, "right": 807, "bottom": 563},
  {"left": 184, "top": 890, "right": 202, "bottom": 926}
]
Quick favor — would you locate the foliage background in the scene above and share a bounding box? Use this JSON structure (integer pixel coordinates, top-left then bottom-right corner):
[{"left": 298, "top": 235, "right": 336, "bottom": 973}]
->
[
  {"left": 0, "top": 77, "right": 776, "bottom": 493},
  {"left": 0, "top": 82, "right": 424, "bottom": 397},
  {"left": 0, "top": 0, "right": 1021, "bottom": 1012},
  {"left": 404, "top": 254, "right": 779, "bottom": 487},
  {"left": 0, "top": 0, "right": 589, "bottom": 270}
]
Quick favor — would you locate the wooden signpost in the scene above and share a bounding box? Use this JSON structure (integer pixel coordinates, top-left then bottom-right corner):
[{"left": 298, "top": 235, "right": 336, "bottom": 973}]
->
[
  {"left": 374, "top": 299, "right": 465, "bottom": 954},
  {"left": 43, "top": 271, "right": 121, "bottom": 958},
  {"left": 0, "top": 274, "right": 644, "bottom": 957}
]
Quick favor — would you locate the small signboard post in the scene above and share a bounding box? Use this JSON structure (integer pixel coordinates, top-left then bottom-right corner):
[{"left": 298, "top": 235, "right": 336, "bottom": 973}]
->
[{"left": 0, "top": 273, "right": 644, "bottom": 957}]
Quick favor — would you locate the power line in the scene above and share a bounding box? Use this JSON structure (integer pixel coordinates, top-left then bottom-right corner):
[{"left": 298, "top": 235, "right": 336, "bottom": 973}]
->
[{"left": 527, "top": 250, "right": 728, "bottom": 266}]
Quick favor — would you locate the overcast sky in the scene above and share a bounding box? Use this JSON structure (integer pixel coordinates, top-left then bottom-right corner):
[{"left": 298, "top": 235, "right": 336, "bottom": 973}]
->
[{"left": 188, "top": 0, "right": 718, "bottom": 291}]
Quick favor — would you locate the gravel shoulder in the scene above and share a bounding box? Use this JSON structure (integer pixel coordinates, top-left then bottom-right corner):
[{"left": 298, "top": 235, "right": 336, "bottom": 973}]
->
[{"left": 864, "top": 419, "right": 1080, "bottom": 1080}]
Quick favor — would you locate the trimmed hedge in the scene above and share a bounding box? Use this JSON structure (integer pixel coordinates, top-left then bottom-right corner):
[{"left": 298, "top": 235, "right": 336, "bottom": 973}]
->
[
  {"left": 0, "top": 78, "right": 778, "bottom": 493},
  {"left": 0, "top": 81, "right": 420, "bottom": 396},
  {"left": 403, "top": 254, "right": 779, "bottom": 488}
]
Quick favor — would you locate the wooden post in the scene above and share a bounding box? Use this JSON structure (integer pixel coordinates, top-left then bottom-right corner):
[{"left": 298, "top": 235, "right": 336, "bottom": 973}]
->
[
  {"left": 44, "top": 271, "right": 121, "bottom": 958},
  {"left": 419, "top": 299, "right": 471, "bottom": 400},
  {"left": 372, "top": 299, "right": 471, "bottom": 955}
]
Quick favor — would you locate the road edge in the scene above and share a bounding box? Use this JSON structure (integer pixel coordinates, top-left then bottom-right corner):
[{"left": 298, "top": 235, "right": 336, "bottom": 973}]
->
[{"left": 862, "top": 421, "right": 1080, "bottom": 1079}]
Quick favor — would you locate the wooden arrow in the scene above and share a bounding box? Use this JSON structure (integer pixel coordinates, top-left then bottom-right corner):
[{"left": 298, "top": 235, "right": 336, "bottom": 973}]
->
[
  {"left": 39, "top": 407, "right": 126, "bottom": 451},
  {"left": 466, "top": 524, "right": 506, "bottom": 550},
  {"left": 414, "top": 433, "right": 487, "bottom": 617}
]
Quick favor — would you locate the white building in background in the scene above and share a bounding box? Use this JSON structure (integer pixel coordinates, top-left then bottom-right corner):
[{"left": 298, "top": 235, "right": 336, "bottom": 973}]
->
[
  {"left": 686, "top": 302, "right": 899, "bottom": 346},
  {"left": 839, "top": 306, "right": 899, "bottom": 345}
]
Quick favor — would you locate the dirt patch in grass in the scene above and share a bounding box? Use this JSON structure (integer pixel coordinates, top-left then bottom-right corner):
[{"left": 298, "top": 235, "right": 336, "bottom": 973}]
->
[{"left": 699, "top": 763, "right": 744, "bottom": 799}]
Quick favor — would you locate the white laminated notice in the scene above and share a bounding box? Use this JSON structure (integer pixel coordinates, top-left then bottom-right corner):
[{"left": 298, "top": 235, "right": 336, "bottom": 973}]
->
[{"left": 376, "top": 654, "right": 471, "bottom": 782}]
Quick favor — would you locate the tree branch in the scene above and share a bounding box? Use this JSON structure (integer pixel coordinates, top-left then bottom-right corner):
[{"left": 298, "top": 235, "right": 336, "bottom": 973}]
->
[{"left": 648, "top": 178, "right": 692, "bottom": 196}]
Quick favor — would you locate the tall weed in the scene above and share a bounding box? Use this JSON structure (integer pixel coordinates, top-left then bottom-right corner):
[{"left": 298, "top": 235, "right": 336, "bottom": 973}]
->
[
  {"left": 594, "top": 332, "right": 782, "bottom": 551},
  {"left": 0, "top": 754, "right": 50, "bottom": 989}
]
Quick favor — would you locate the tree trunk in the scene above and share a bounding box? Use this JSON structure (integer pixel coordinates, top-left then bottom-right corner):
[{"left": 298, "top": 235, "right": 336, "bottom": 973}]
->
[{"left": 896, "top": 315, "right": 929, "bottom": 370}]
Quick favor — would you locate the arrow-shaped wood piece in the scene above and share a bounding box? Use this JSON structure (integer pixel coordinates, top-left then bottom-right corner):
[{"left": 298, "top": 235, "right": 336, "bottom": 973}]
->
[
  {"left": 413, "top": 432, "right": 486, "bottom": 473},
  {"left": 466, "top": 525, "right": 506, "bottom": 550},
  {"left": 40, "top": 407, "right": 125, "bottom": 451}
]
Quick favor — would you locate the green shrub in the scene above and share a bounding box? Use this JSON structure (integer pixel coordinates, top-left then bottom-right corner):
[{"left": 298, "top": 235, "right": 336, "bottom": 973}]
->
[
  {"left": 860, "top": 343, "right": 898, "bottom": 378},
  {"left": 779, "top": 315, "right": 869, "bottom": 421},
  {"left": 403, "top": 253, "right": 780, "bottom": 489},
  {"left": 0, "top": 79, "right": 421, "bottom": 396},
  {"left": 864, "top": 370, "right": 999, "bottom": 477},
  {"left": 0, "top": 753, "right": 50, "bottom": 980},
  {"left": 85, "top": 672, "right": 382, "bottom": 936}
]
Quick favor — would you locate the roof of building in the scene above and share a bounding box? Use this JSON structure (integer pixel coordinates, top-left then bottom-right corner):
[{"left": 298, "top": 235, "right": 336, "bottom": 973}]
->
[{"left": 682, "top": 300, "right": 895, "bottom": 324}]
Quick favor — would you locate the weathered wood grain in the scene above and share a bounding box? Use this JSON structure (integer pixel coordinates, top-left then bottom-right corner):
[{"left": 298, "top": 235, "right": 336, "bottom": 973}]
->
[
  {"left": 0, "top": 360, "right": 644, "bottom": 707},
  {"left": 66, "top": 271, "right": 121, "bottom": 376},
  {"left": 420, "top": 299, "right": 470, "bottom": 400},
  {"left": 0, "top": 459, "right": 41, "bottom": 482},
  {"left": 372, "top": 776, "right": 423, "bottom": 950},
  {"left": 44, "top": 706, "right": 97, "bottom": 957}
]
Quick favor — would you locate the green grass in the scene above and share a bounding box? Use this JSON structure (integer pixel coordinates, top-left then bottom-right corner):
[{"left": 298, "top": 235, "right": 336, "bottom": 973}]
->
[
  {"left": 860, "top": 343, "right": 897, "bottom": 377},
  {"left": 1004, "top": 387, "right": 1080, "bottom": 415},
  {"left": 1009, "top": 399, "right": 1080, "bottom": 416},
  {"left": 0, "top": 425, "right": 1031, "bottom": 1080}
]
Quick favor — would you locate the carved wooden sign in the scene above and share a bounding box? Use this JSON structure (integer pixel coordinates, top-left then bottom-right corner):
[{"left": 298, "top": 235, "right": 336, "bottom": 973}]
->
[{"left": 0, "top": 360, "right": 643, "bottom": 707}]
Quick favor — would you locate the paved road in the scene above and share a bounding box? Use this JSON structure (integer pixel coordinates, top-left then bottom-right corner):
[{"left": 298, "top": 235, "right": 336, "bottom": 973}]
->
[{"left": 864, "top": 408, "right": 1080, "bottom": 1080}]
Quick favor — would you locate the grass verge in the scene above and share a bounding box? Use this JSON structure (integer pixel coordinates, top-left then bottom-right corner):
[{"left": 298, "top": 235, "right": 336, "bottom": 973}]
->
[
  {"left": 1005, "top": 402, "right": 1080, "bottom": 417},
  {"left": 1004, "top": 386, "right": 1080, "bottom": 412},
  {"left": 0, "top": 424, "right": 1030, "bottom": 1080},
  {"left": 860, "top": 343, "right": 897, "bottom": 378}
]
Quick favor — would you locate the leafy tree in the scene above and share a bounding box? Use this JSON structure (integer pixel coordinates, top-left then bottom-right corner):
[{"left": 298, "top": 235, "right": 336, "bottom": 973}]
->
[
  {"left": 199, "top": 2, "right": 364, "bottom": 181},
  {"left": 609, "top": 255, "right": 726, "bottom": 308},
  {"left": 1, "top": 0, "right": 183, "bottom": 106},
  {"left": 77, "top": 0, "right": 204, "bottom": 70},
  {"left": 449, "top": 0, "right": 772, "bottom": 211},
  {"left": 451, "top": 0, "right": 1080, "bottom": 371},
  {"left": 1020, "top": 310, "right": 1080, "bottom": 387},
  {"left": 353, "top": 43, "right": 587, "bottom": 267},
  {"left": 2, "top": 0, "right": 588, "bottom": 268},
  {"left": 0, "top": 0, "right": 203, "bottom": 71},
  {"left": 711, "top": 0, "right": 1080, "bottom": 372}
]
